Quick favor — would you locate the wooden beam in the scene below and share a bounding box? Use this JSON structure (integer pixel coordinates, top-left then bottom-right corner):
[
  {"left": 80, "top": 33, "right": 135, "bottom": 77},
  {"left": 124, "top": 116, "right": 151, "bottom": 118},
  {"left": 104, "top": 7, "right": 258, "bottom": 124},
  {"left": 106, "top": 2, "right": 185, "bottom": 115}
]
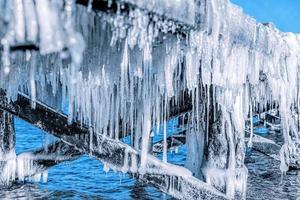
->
[{"left": 76, "top": 0, "right": 195, "bottom": 30}]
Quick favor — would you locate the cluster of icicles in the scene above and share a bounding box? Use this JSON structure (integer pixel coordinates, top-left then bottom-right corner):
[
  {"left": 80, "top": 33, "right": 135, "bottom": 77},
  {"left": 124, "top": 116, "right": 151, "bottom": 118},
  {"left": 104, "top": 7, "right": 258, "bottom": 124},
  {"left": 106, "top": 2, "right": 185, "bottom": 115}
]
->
[
  {"left": 0, "top": 0, "right": 300, "bottom": 198},
  {"left": 0, "top": 151, "right": 48, "bottom": 185}
]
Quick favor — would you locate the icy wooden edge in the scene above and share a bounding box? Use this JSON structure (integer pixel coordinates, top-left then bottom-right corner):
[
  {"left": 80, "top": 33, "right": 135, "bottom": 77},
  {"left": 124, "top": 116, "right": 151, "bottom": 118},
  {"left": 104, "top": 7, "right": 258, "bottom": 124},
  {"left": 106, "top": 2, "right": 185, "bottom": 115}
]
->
[
  {"left": 76, "top": 0, "right": 195, "bottom": 28},
  {"left": 120, "top": 0, "right": 195, "bottom": 26}
]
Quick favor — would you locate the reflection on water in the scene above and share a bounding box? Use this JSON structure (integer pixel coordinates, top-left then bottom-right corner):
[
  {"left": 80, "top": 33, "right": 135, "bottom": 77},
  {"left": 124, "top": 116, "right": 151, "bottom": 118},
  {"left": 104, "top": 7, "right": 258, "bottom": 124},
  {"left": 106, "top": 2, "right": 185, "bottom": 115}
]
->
[{"left": 1, "top": 119, "right": 300, "bottom": 199}]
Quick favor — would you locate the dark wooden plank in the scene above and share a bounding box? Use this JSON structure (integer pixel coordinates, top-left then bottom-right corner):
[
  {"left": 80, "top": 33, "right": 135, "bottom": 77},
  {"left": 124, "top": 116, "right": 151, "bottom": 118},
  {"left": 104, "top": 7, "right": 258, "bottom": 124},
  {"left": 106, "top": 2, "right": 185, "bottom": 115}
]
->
[{"left": 9, "top": 44, "right": 39, "bottom": 51}]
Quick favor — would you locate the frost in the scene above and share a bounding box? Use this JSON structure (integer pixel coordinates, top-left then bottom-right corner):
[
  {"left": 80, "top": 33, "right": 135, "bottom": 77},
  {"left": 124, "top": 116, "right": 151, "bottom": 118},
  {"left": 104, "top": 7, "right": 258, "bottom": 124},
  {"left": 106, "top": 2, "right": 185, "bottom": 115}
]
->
[{"left": 0, "top": 0, "right": 300, "bottom": 199}]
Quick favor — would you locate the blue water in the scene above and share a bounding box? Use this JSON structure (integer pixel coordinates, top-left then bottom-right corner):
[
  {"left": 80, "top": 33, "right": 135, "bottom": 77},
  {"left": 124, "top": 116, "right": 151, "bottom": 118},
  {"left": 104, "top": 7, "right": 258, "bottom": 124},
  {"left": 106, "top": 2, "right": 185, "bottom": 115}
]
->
[
  {"left": 2, "top": 117, "right": 300, "bottom": 199},
  {"left": 6, "top": 118, "right": 184, "bottom": 200}
]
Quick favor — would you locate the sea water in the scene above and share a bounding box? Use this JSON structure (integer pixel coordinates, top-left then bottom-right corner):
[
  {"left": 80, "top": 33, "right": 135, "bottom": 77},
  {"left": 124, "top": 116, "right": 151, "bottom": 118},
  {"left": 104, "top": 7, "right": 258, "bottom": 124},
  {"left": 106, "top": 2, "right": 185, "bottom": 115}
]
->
[{"left": 0, "top": 118, "right": 298, "bottom": 199}]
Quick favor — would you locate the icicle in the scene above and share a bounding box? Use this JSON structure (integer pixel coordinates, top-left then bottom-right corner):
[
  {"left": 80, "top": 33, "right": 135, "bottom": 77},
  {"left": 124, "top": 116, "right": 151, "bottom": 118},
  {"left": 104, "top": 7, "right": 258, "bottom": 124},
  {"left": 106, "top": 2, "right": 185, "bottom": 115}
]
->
[
  {"left": 140, "top": 42, "right": 153, "bottom": 170},
  {"left": 23, "top": 0, "right": 38, "bottom": 43},
  {"left": 247, "top": 100, "right": 253, "bottom": 148},
  {"left": 13, "top": 0, "right": 25, "bottom": 43},
  {"left": 87, "top": 0, "right": 93, "bottom": 13},
  {"left": 103, "top": 163, "right": 110, "bottom": 173},
  {"left": 1, "top": 38, "right": 10, "bottom": 75},
  {"left": 29, "top": 52, "right": 36, "bottom": 109},
  {"left": 35, "top": 0, "right": 64, "bottom": 54},
  {"left": 42, "top": 170, "right": 48, "bottom": 183},
  {"left": 162, "top": 111, "right": 167, "bottom": 163},
  {"left": 206, "top": 85, "right": 210, "bottom": 144},
  {"left": 0, "top": 1, "right": 300, "bottom": 198}
]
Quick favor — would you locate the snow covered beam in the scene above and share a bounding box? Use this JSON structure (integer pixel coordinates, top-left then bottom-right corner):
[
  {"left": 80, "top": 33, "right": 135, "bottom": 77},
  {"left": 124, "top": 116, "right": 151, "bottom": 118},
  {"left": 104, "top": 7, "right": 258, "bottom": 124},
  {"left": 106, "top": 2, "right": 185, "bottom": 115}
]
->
[
  {"left": 76, "top": 0, "right": 195, "bottom": 28},
  {"left": 0, "top": 92, "right": 227, "bottom": 199}
]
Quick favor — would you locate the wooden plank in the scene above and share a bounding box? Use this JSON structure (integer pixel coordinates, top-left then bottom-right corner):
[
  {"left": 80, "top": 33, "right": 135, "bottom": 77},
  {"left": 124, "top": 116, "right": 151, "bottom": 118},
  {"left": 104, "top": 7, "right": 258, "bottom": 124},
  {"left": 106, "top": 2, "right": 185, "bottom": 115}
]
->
[{"left": 0, "top": 44, "right": 39, "bottom": 51}]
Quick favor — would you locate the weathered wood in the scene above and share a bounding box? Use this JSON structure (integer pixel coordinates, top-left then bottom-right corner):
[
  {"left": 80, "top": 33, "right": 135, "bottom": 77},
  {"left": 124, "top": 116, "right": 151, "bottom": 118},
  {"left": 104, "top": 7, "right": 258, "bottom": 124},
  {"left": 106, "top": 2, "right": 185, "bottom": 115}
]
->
[
  {"left": 0, "top": 110, "right": 16, "bottom": 186},
  {"left": 9, "top": 44, "right": 39, "bottom": 52},
  {"left": 0, "top": 92, "right": 227, "bottom": 200},
  {"left": 0, "top": 110, "right": 15, "bottom": 155},
  {"left": 0, "top": 44, "right": 40, "bottom": 52}
]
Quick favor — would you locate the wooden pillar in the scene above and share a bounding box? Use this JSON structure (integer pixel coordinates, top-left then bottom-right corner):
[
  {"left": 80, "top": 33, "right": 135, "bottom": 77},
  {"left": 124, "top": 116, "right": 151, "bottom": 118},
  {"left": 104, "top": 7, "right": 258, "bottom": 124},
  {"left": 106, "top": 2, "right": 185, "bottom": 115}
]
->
[
  {"left": 0, "top": 110, "right": 15, "bottom": 157},
  {"left": 203, "top": 106, "right": 247, "bottom": 199},
  {"left": 0, "top": 110, "right": 16, "bottom": 186}
]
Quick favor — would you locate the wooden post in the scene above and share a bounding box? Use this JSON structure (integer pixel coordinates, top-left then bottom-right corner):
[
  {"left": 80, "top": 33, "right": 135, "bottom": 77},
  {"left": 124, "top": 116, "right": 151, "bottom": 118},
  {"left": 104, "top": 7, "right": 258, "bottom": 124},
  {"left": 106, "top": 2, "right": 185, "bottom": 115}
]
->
[
  {"left": 0, "top": 110, "right": 15, "bottom": 155},
  {"left": 0, "top": 110, "right": 16, "bottom": 185},
  {"left": 203, "top": 106, "right": 247, "bottom": 199}
]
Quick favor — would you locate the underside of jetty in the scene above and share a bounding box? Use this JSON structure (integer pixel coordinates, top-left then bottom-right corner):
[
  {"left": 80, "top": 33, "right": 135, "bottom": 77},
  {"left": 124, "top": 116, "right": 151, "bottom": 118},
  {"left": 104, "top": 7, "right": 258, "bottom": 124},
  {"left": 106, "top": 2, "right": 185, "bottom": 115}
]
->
[{"left": 0, "top": 0, "right": 300, "bottom": 199}]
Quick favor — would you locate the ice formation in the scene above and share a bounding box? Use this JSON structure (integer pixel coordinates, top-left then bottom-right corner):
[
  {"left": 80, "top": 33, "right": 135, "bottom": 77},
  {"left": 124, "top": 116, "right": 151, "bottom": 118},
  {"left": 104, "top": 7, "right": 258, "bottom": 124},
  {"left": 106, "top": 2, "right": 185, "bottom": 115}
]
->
[
  {"left": 0, "top": 0, "right": 300, "bottom": 199},
  {"left": 0, "top": 110, "right": 49, "bottom": 185}
]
